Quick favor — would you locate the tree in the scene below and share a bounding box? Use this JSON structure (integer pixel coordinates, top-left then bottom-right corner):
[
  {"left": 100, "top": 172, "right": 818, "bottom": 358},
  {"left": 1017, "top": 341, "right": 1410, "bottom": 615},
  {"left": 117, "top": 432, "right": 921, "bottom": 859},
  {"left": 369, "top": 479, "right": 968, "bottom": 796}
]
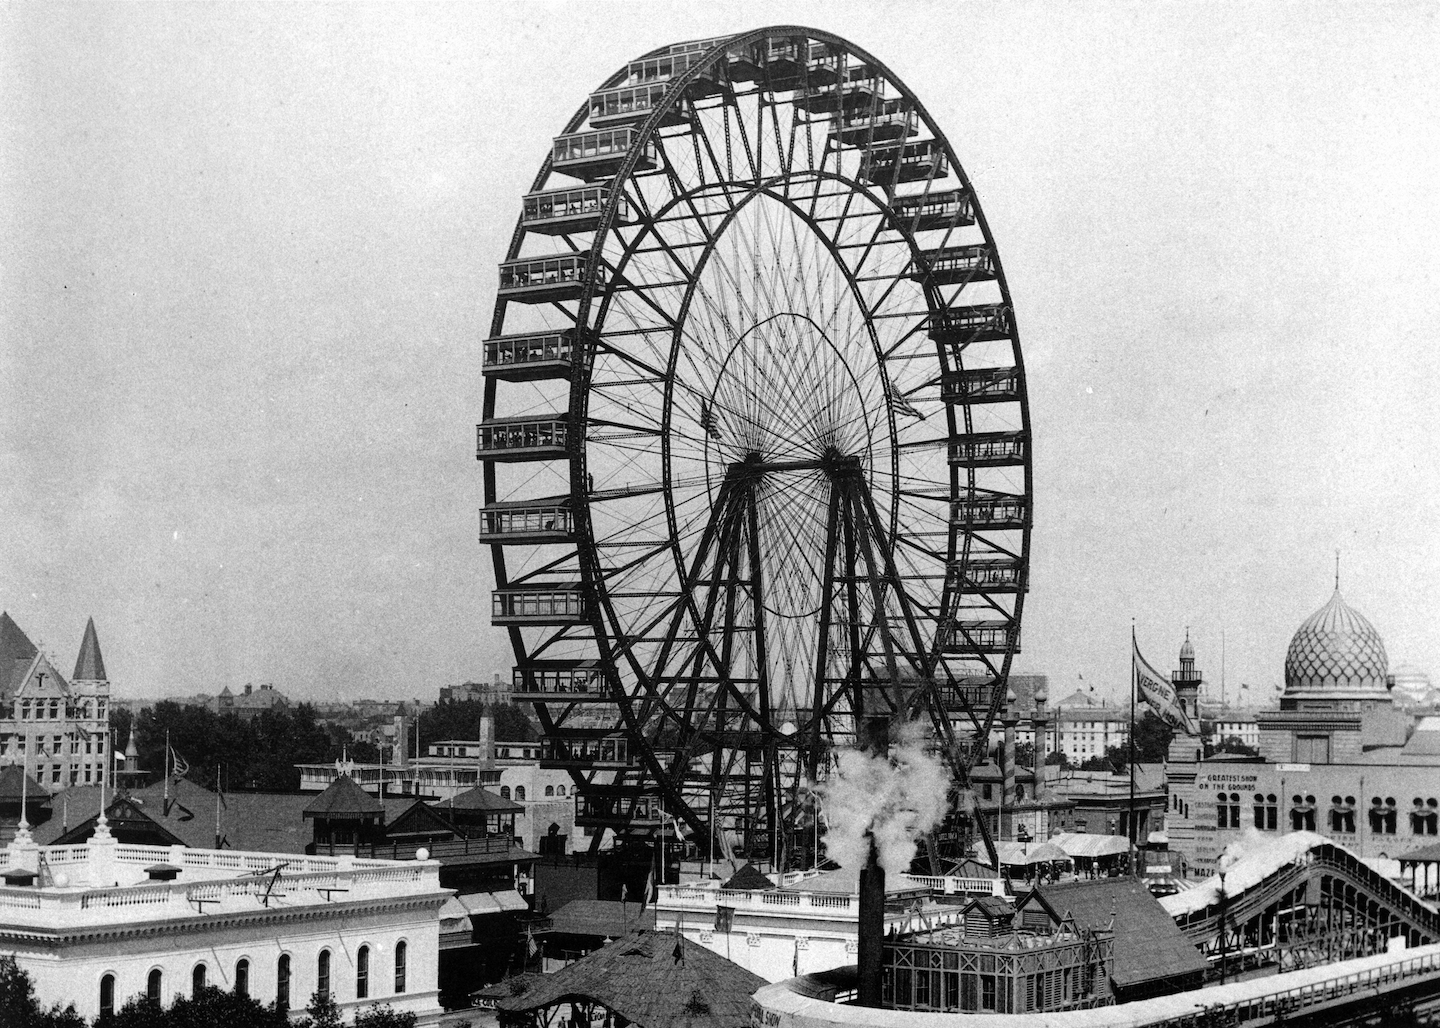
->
[
  {"left": 1211, "top": 735, "right": 1260, "bottom": 759},
  {"left": 108, "top": 986, "right": 290, "bottom": 1028},
  {"left": 417, "top": 699, "right": 538, "bottom": 751},
  {"left": 1013, "top": 741, "right": 1035, "bottom": 768},
  {"left": 1129, "top": 710, "right": 1174, "bottom": 763},
  {"left": 296, "top": 991, "right": 343, "bottom": 1028},
  {"left": 0, "top": 955, "right": 84, "bottom": 1028},
  {"left": 1044, "top": 749, "right": 1070, "bottom": 768},
  {"left": 354, "top": 1005, "right": 419, "bottom": 1028}
]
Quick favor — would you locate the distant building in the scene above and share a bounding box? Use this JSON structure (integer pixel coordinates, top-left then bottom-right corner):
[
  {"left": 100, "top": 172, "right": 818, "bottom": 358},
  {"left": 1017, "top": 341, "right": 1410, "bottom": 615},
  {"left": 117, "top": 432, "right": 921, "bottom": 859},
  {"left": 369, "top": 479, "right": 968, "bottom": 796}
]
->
[
  {"left": 439, "top": 673, "right": 512, "bottom": 705},
  {"left": 1200, "top": 703, "right": 1262, "bottom": 751},
  {"left": 1167, "top": 584, "right": 1440, "bottom": 872},
  {"left": 215, "top": 682, "right": 290, "bottom": 720},
  {"left": 1, "top": 819, "right": 448, "bottom": 1024},
  {"left": 0, "top": 612, "right": 111, "bottom": 794}
]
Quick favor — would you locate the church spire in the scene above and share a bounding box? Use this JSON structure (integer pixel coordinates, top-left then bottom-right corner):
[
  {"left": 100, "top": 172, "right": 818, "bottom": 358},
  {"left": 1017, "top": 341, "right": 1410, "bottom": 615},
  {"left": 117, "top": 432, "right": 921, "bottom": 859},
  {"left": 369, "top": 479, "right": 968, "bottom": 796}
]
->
[{"left": 72, "top": 617, "right": 107, "bottom": 682}]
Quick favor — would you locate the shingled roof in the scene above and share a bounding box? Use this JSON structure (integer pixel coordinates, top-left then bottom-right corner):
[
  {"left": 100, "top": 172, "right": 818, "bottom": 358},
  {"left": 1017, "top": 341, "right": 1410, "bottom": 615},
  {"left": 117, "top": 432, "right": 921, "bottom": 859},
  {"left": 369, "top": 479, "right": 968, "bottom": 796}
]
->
[
  {"left": 445, "top": 786, "right": 522, "bottom": 813},
  {"left": 0, "top": 765, "right": 48, "bottom": 805},
  {"left": 496, "top": 929, "right": 765, "bottom": 1028},
  {"left": 549, "top": 899, "right": 655, "bottom": 938},
  {"left": 302, "top": 774, "right": 384, "bottom": 819},
  {"left": 1, "top": 612, "right": 38, "bottom": 696},
  {"left": 1034, "top": 877, "right": 1207, "bottom": 988}
]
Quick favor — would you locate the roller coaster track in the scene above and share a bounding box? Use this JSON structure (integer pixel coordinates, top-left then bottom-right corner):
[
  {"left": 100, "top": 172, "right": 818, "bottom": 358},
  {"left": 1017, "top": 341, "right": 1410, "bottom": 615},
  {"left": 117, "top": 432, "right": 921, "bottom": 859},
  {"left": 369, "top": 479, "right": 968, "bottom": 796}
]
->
[{"left": 1166, "top": 837, "right": 1440, "bottom": 973}]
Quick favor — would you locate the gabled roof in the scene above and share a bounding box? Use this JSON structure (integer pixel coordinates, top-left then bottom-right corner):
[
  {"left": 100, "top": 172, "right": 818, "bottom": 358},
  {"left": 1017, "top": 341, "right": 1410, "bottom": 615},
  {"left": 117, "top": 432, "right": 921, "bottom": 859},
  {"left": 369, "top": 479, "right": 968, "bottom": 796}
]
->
[
  {"left": 1035, "top": 877, "right": 1206, "bottom": 987},
  {"left": 1, "top": 612, "right": 39, "bottom": 697},
  {"left": 962, "top": 895, "right": 1016, "bottom": 920},
  {"left": 497, "top": 929, "right": 765, "bottom": 1028},
  {"left": 72, "top": 617, "right": 106, "bottom": 681},
  {"left": 446, "top": 786, "right": 523, "bottom": 813},
  {"left": 721, "top": 863, "right": 774, "bottom": 891},
  {"left": 303, "top": 774, "right": 385, "bottom": 818},
  {"left": 387, "top": 799, "right": 460, "bottom": 838}
]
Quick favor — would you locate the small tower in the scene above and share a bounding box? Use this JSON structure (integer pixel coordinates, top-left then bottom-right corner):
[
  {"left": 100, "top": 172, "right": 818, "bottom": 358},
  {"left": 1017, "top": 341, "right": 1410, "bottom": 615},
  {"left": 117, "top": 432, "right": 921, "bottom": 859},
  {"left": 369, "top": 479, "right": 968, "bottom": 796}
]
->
[
  {"left": 71, "top": 618, "right": 112, "bottom": 789},
  {"left": 1165, "top": 634, "right": 1204, "bottom": 860}
]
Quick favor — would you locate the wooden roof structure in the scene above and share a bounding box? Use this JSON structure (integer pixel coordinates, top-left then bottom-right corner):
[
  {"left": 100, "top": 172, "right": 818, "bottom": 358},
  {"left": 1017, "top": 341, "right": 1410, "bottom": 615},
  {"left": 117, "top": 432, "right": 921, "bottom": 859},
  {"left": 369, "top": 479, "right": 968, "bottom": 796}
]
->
[
  {"left": 496, "top": 929, "right": 765, "bottom": 1028},
  {"left": 1034, "top": 877, "right": 1207, "bottom": 989},
  {"left": 302, "top": 774, "right": 385, "bottom": 819}
]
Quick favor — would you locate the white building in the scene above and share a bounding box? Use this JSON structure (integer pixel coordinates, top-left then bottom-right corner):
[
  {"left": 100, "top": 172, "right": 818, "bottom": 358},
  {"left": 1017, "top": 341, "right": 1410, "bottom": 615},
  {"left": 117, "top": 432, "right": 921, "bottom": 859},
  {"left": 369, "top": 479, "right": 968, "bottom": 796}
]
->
[
  {"left": 0, "top": 815, "right": 450, "bottom": 1024},
  {"left": 653, "top": 869, "right": 1005, "bottom": 982}
]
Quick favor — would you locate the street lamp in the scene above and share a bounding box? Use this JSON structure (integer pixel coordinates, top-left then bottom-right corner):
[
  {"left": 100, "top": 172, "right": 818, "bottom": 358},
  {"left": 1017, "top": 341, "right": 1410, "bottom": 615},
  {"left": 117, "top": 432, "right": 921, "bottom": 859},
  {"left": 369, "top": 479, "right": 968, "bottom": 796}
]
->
[{"left": 1217, "top": 851, "right": 1237, "bottom": 985}]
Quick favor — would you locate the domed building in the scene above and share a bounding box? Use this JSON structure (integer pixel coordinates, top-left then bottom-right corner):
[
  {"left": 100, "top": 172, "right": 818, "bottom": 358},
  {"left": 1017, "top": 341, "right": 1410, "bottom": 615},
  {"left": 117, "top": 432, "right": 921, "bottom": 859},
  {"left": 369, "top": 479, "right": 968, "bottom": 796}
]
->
[{"left": 1165, "top": 583, "right": 1440, "bottom": 873}]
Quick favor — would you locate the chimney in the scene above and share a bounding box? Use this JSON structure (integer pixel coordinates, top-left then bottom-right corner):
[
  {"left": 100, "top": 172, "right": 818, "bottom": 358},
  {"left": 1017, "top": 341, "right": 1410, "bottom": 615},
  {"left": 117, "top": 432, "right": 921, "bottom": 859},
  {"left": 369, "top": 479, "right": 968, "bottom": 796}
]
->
[
  {"left": 1000, "top": 688, "right": 1019, "bottom": 840},
  {"left": 478, "top": 708, "right": 495, "bottom": 770},
  {"left": 395, "top": 713, "right": 410, "bottom": 768},
  {"left": 244, "top": 684, "right": 253, "bottom": 696}
]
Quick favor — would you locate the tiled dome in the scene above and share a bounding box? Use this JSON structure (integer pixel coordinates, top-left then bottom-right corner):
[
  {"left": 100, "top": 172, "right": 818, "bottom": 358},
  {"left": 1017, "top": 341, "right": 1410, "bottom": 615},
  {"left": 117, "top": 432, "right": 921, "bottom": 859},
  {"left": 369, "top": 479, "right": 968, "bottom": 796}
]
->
[
  {"left": 1179, "top": 633, "right": 1195, "bottom": 661},
  {"left": 1283, "top": 589, "right": 1389, "bottom": 698}
]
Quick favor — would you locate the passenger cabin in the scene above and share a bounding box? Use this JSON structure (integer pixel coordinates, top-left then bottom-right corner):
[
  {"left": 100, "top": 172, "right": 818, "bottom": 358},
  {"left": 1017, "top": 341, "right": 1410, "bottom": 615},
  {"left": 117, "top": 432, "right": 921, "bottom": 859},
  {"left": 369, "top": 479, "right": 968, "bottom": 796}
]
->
[
  {"left": 942, "top": 620, "right": 1020, "bottom": 654},
  {"left": 624, "top": 50, "right": 722, "bottom": 97},
  {"left": 483, "top": 331, "right": 576, "bottom": 382},
  {"left": 478, "top": 497, "right": 573, "bottom": 545},
  {"left": 727, "top": 36, "right": 814, "bottom": 90},
  {"left": 491, "top": 582, "right": 590, "bottom": 626},
  {"left": 574, "top": 788, "right": 665, "bottom": 828},
  {"left": 589, "top": 83, "right": 692, "bottom": 129},
  {"left": 521, "top": 187, "right": 631, "bottom": 236},
  {"left": 539, "top": 734, "right": 634, "bottom": 770},
  {"left": 831, "top": 98, "right": 916, "bottom": 143},
  {"left": 929, "top": 304, "right": 1013, "bottom": 347},
  {"left": 949, "top": 431, "right": 1027, "bottom": 467},
  {"left": 856, "top": 139, "right": 949, "bottom": 185},
  {"left": 511, "top": 660, "right": 606, "bottom": 700},
  {"left": 476, "top": 416, "right": 570, "bottom": 463},
  {"left": 551, "top": 128, "right": 656, "bottom": 182},
  {"left": 795, "top": 65, "right": 880, "bottom": 114},
  {"left": 942, "top": 367, "right": 1021, "bottom": 405},
  {"left": 497, "top": 253, "right": 599, "bottom": 304},
  {"left": 889, "top": 189, "right": 975, "bottom": 232},
  {"left": 911, "top": 245, "right": 998, "bottom": 285},
  {"left": 953, "top": 556, "right": 1024, "bottom": 593},
  {"left": 952, "top": 493, "right": 1029, "bottom": 530}
]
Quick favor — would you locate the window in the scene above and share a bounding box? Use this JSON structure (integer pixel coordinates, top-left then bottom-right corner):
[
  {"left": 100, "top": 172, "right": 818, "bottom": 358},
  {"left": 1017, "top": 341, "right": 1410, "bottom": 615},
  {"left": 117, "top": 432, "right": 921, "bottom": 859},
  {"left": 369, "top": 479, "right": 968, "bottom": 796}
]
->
[
  {"left": 192, "top": 963, "right": 206, "bottom": 996},
  {"left": 516, "top": 786, "right": 526, "bottom": 801},
  {"left": 357, "top": 945, "right": 369, "bottom": 999},
  {"left": 545, "top": 785, "right": 555, "bottom": 797},
  {"left": 147, "top": 969, "right": 163, "bottom": 1006},
  {"left": 1295, "top": 735, "right": 1331, "bottom": 764},
  {"left": 317, "top": 949, "right": 331, "bottom": 1002},
  {"left": 100, "top": 974, "right": 116, "bottom": 1019},
  {"left": 277, "top": 954, "right": 291, "bottom": 1011},
  {"left": 1217, "top": 793, "right": 1240, "bottom": 829},
  {"left": 1253, "top": 793, "right": 1278, "bottom": 830},
  {"left": 557, "top": 785, "right": 566, "bottom": 797},
  {"left": 235, "top": 959, "right": 249, "bottom": 998},
  {"left": 500, "top": 786, "right": 511, "bottom": 799},
  {"left": 1290, "top": 794, "right": 1317, "bottom": 831},
  {"left": 1370, "top": 797, "right": 1399, "bottom": 835},
  {"left": 395, "top": 941, "right": 407, "bottom": 993},
  {"left": 1411, "top": 798, "right": 1439, "bottom": 836},
  {"left": 1329, "top": 796, "right": 1356, "bottom": 834}
]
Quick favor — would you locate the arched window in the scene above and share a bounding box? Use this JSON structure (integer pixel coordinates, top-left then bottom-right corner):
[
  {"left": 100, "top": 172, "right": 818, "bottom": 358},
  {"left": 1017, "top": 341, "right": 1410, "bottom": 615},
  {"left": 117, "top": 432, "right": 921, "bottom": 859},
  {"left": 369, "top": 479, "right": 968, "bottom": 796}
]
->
[
  {"left": 100, "top": 974, "right": 116, "bottom": 1019},
  {"left": 1329, "top": 796, "right": 1356, "bottom": 834},
  {"left": 147, "top": 969, "right": 163, "bottom": 1006},
  {"left": 276, "top": 955, "right": 291, "bottom": 1011},
  {"left": 395, "top": 940, "right": 408, "bottom": 994},
  {"left": 1290, "top": 794, "right": 1316, "bottom": 832},
  {"left": 557, "top": 785, "right": 566, "bottom": 797},
  {"left": 317, "top": 949, "right": 331, "bottom": 1002},
  {"left": 516, "top": 785, "right": 526, "bottom": 801},
  {"left": 235, "top": 958, "right": 249, "bottom": 998},
  {"left": 545, "top": 785, "right": 555, "bottom": 797},
  {"left": 1371, "top": 797, "right": 1399, "bottom": 835},
  {"left": 191, "top": 963, "right": 206, "bottom": 996},
  {"left": 357, "top": 945, "right": 369, "bottom": 999},
  {"left": 500, "top": 786, "right": 511, "bottom": 799}
]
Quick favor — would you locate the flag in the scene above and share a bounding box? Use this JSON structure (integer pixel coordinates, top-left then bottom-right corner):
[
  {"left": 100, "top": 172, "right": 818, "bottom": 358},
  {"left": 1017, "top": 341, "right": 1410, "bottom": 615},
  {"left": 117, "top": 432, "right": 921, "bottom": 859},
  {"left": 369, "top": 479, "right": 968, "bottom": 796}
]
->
[
  {"left": 639, "top": 869, "right": 655, "bottom": 912},
  {"left": 527, "top": 932, "right": 538, "bottom": 957},
  {"left": 620, "top": 883, "right": 628, "bottom": 903},
  {"left": 1134, "top": 637, "right": 1196, "bottom": 735},
  {"left": 714, "top": 905, "right": 734, "bottom": 933},
  {"left": 793, "top": 938, "right": 799, "bottom": 977},
  {"left": 169, "top": 746, "right": 190, "bottom": 780},
  {"left": 699, "top": 400, "right": 723, "bottom": 441},
  {"left": 672, "top": 929, "right": 684, "bottom": 966},
  {"left": 886, "top": 375, "right": 925, "bottom": 420}
]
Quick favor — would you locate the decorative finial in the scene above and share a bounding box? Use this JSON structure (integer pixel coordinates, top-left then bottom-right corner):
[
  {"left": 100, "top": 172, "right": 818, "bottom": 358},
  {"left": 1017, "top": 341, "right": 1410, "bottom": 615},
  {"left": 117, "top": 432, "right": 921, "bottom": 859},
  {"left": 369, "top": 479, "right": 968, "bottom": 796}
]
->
[{"left": 1335, "top": 550, "right": 1340, "bottom": 591}]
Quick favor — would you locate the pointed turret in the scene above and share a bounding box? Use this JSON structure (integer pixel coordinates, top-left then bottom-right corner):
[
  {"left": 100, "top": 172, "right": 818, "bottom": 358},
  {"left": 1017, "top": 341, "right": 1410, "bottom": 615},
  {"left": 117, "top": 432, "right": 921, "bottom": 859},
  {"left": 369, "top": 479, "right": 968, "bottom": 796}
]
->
[{"left": 72, "top": 617, "right": 107, "bottom": 682}]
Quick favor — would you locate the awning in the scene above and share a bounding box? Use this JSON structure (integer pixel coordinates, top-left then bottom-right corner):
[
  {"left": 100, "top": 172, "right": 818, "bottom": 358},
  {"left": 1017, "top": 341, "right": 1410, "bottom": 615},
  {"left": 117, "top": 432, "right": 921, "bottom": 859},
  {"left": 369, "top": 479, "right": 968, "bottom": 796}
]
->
[
  {"left": 1049, "top": 832, "right": 1130, "bottom": 859},
  {"left": 456, "top": 889, "right": 531, "bottom": 916},
  {"left": 995, "top": 841, "right": 1071, "bottom": 866}
]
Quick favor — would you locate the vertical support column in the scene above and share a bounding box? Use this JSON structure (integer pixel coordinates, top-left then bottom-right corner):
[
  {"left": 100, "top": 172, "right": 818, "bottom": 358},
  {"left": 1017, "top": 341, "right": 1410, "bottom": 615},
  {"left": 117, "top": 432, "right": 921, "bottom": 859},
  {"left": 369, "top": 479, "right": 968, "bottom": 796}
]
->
[
  {"left": 1001, "top": 694, "right": 1018, "bottom": 841},
  {"left": 1031, "top": 683, "right": 1049, "bottom": 835}
]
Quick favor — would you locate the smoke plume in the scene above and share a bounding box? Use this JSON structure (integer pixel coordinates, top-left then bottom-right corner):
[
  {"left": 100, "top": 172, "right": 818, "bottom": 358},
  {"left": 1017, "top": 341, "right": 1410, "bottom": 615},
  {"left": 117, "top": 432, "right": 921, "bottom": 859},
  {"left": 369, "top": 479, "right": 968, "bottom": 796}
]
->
[{"left": 813, "top": 721, "right": 951, "bottom": 876}]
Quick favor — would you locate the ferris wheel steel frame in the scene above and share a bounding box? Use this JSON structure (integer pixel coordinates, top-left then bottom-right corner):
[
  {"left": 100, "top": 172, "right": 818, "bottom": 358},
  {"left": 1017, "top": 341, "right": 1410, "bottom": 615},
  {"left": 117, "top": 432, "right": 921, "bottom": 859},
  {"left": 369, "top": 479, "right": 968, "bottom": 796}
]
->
[{"left": 479, "top": 25, "right": 1033, "bottom": 870}]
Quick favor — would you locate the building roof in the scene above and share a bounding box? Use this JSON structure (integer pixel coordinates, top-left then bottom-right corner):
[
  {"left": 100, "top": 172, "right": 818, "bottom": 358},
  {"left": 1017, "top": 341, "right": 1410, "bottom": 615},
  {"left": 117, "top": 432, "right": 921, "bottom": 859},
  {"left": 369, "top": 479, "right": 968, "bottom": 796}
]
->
[
  {"left": 0, "top": 765, "right": 49, "bottom": 806},
  {"left": 1048, "top": 832, "right": 1130, "bottom": 859},
  {"left": 0, "top": 612, "right": 39, "bottom": 697},
  {"left": 497, "top": 928, "right": 766, "bottom": 1028},
  {"left": 302, "top": 774, "right": 385, "bottom": 818},
  {"left": 445, "top": 786, "right": 523, "bottom": 813},
  {"left": 1284, "top": 588, "right": 1389, "bottom": 699},
  {"left": 72, "top": 617, "right": 106, "bottom": 681},
  {"left": 721, "top": 863, "right": 775, "bottom": 891},
  {"left": 1036, "top": 877, "right": 1207, "bottom": 987},
  {"left": 548, "top": 899, "right": 655, "bottom": 938},
  {"left": 778, "top": 866, "right": 927, "bottom": 896}
]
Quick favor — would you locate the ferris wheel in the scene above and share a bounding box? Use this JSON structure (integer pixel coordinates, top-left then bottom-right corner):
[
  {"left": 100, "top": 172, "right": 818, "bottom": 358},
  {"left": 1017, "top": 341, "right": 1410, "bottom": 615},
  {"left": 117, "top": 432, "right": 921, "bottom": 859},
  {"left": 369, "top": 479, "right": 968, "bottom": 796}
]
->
[{"left": 478, "top": 26, "right": 1031, "bottom": 869}]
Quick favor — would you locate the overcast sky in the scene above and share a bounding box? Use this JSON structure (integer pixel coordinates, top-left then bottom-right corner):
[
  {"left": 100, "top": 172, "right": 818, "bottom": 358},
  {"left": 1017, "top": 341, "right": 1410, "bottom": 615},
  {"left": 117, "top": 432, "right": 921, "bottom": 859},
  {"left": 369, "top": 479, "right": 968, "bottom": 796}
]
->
[{"left": 2, "top": 2, "right": 1437, "bottom": 706}]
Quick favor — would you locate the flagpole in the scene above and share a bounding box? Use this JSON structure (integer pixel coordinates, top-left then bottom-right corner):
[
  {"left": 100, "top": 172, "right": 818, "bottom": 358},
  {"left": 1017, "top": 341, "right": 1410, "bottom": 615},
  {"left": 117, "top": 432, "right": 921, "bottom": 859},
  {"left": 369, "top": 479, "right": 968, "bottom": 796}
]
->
[{"left": 1129, "top": 621, "right": 1138, "bottom": 874}]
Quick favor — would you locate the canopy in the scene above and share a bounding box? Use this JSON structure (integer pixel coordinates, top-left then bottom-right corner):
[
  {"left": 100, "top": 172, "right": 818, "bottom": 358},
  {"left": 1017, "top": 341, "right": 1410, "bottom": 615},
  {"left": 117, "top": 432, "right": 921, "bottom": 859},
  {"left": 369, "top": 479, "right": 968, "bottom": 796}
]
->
[
  {"left": 1049, "top": 832, "right": 1130, "bottom": 859},
  {"left": 995, "top": 841, "right": 1070, "bottom": 866}
]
